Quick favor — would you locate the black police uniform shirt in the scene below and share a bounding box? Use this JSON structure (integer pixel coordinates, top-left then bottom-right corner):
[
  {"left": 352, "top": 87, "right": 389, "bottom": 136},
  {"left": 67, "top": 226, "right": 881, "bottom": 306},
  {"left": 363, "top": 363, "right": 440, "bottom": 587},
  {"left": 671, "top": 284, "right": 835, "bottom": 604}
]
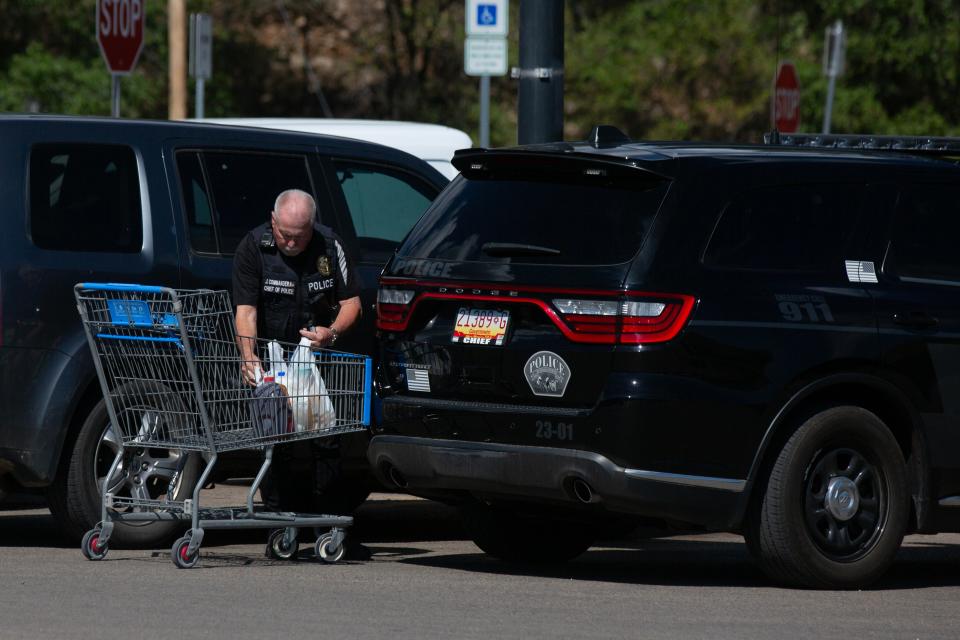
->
[{"left": 232, "top": 221, "right": 360, "bottom": 344}]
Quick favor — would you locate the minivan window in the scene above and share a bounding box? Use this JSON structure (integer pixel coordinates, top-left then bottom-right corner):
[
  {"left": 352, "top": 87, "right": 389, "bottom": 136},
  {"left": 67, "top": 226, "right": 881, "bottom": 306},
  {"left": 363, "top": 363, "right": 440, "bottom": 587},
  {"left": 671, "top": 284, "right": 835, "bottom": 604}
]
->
[
  {"left": 29, "top": 143, "right": 142, "bottom": 253},
  {"left": 198, "top": 151, "right": 314, "bottom": 255},
  {"left": 887, "top": 184, "right": 960, "bottom": 284},
  {"left": 398, "top": 176, "right": 668, "bottom": 265},
  {"left": 176, "top": 152, "right": 217, "bottom": 253},
  {"left": 704, "top": 183, "right": 864, "bottom": 272},
  {"left": 333, "top": 161, "right": 435, "bottom": 254}
]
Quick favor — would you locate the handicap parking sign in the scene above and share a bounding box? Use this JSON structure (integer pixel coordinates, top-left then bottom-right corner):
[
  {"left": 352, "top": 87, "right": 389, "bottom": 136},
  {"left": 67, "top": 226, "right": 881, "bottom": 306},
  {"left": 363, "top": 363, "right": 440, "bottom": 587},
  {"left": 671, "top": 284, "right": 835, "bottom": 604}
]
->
[
  {"left": 478, "top": 4, "right": 497, "bottom": 26},
  {"left": 466, "top": 0, "right": 508, "bottom": 36}
]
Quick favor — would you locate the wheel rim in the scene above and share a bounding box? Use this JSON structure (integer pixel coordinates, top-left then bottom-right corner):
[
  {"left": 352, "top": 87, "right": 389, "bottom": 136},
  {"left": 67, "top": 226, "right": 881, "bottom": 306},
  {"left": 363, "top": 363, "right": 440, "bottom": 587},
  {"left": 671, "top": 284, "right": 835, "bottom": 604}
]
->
[
  {"left": 317, "top": 535, "right": 343, "bottom": 562},
  {"left": 322, "top": 544, "right": 343, "bottom": 562},
  {"left": 82, "top": 529, "right": 107, "bottom": 559},
  {"left": 803, "top": 446, "right": 886, "bottom": 561},
  {"left": 271, "top": 531, "right": 295, "bottom": 558},
  {"left": 180, "top": 542, "right": 192, "bottom": 562},
  {"left": 94, "top": 412, "right": 188, "bottom": 512}
]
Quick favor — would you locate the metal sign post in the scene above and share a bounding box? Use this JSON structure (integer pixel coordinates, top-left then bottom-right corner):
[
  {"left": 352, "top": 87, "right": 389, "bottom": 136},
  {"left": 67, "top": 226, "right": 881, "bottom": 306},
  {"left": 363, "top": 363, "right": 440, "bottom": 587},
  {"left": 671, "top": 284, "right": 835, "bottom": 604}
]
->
[
  {"left": 111, "top": 75, "right": 121, "bottom": 117},
  {"left": 822, "top": 19, "right": 846, "bottom": 134},
  {"left": 189, "top": 13, "right": 213, "bottom": 119},
  {"left": 465, "top": 0, "right": 508, "bottom": 147}
]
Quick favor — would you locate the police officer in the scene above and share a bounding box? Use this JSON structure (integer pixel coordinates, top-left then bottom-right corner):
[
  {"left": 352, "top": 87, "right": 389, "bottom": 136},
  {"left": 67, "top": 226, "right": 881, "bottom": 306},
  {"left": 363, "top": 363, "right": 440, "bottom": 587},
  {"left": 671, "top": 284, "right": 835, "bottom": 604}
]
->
[
  {"left": 234, "top": 188, "right": 360, "bottom": 371},
  {"left": 232, "top": 188, "right": 367, "bottom": 556}
]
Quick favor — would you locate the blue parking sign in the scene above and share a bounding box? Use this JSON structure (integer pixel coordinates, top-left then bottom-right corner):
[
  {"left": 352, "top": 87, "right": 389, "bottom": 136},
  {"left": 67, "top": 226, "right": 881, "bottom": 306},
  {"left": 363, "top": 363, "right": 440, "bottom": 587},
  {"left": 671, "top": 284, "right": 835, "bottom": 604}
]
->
[
  {"left": 466, "top": 0, "right": 508, "bottom": 36},
  {"left": 478, "top": 4, "right": 497, "bottom": 26}
]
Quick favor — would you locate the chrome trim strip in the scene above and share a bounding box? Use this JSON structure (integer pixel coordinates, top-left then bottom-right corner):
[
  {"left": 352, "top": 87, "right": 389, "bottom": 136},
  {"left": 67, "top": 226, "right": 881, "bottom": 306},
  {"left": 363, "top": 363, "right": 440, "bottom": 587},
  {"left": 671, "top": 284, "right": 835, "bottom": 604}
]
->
[
  {"left": 938, "top": 496, "right": 960, "bottom": 507},
  {"left": 624, "top": 468, "right": 746, "bottom": 493},
  {"left": 384, "top": 395, "right": 588, "bottom": 417}
]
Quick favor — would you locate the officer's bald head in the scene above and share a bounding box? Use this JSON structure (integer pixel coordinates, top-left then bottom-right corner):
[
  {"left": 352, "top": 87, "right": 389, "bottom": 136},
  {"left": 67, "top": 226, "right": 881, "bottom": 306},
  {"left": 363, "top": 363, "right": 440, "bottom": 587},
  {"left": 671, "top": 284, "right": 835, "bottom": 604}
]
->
[
  {"left": 272, "top": 189, "right": 316, "bottom": 256},
  {"left": 274, "top": 189, "right": 316, "bottom": 226}
]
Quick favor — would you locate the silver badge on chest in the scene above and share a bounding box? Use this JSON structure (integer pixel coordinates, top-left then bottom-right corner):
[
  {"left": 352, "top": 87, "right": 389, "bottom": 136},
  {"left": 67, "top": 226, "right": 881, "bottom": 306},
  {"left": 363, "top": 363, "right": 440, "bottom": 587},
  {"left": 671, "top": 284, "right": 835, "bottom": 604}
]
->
[{"left": 524, "top": 351, "right": 571, "bottom": 398}]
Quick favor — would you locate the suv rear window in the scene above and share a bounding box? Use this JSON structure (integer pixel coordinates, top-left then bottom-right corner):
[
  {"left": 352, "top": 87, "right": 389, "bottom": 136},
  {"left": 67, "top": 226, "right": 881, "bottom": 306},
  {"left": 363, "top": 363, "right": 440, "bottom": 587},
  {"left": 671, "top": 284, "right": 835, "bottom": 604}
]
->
[
  {"left": 703, "top": 183, "right": 864, "bottom": 272},
  {"left": 29, "top": 144, "right": 142, "bottom": 253},
  {"left": 398, "top": 175, "right": 668, "bottom": 265}
]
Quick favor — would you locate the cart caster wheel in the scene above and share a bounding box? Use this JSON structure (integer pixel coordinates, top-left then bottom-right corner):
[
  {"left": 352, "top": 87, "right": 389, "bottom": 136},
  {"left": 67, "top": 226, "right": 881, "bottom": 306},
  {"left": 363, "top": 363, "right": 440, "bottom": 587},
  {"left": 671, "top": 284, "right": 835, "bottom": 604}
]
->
[
  {"left": 81, "top": 528, "right": 108, "bottom": 561},
  {"left": 315, "top": 533, "right": 345, "bottom": 563},
  {"left": 267, "top": 528, "right": 299, "bottom": 561},
  {"left": 171, "top": 536, "right": 200, "bottom": 569}
]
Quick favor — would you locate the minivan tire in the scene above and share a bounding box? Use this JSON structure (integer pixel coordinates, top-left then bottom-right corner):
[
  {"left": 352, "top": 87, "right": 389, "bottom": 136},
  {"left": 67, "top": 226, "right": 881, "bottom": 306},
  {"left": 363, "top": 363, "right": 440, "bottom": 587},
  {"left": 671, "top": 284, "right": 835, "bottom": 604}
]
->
[
  {"left": 47, "top": 384, "right": 200, "bottom": 548},
  {"left": 745, "top": 406, "right": 909, "bottom": 589},
  {"left": 459, "top": 503, "right": 595, "bottom": 564}
]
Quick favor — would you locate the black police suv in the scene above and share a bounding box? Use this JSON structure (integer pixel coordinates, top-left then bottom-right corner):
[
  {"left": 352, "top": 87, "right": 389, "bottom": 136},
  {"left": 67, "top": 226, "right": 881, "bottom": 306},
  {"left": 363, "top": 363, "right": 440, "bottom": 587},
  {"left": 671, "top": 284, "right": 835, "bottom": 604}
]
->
[
  {"left": 369, "top": 127, "right": 960, "bottom": 588},
  {"left": 0, "top": 115, "right": 447, "bottom": 547}
]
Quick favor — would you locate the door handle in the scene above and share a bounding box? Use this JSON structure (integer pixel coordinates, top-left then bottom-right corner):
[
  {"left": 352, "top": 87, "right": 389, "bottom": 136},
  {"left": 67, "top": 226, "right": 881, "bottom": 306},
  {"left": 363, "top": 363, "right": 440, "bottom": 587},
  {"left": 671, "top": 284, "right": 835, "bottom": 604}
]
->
[{"left": 893, "top": 311, "right": 939, "bottom": 329}]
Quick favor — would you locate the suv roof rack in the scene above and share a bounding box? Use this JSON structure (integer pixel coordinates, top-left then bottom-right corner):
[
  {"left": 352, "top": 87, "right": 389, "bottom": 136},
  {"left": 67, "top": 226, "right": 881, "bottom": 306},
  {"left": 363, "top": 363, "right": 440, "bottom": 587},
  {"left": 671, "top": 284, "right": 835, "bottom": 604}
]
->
[{"left": 763, "top": 131, "right": 960, "bottom": 155}]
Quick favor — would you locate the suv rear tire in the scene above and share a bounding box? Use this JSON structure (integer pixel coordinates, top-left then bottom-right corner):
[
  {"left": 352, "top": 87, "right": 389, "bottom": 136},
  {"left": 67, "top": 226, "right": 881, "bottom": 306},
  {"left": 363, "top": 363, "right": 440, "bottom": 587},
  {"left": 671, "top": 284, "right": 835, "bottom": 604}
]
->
[
  {"left": 47, "top": 384, "right": 200, "bottom": 547},
  {"left": 745, "top": 406, "right": 909, "bottom": 589},
  {"left": 459, "top": 503, "right": 595, "bottom": 564}
]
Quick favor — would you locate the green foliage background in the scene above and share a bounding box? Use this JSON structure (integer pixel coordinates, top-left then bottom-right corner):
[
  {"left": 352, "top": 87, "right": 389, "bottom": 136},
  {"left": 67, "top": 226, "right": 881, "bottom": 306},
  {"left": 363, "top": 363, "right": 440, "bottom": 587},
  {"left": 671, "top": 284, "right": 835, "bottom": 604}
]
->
[{"left": 2, "top": 0, "right": 958, "bottom": 145}]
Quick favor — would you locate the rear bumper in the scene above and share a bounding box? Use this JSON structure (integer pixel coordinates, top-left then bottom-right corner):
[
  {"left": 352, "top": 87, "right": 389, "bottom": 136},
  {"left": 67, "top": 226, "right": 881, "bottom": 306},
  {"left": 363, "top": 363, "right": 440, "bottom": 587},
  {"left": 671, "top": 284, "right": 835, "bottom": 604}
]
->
[{"left": 368, "top": 435, "right": 747, "bottom": 530}]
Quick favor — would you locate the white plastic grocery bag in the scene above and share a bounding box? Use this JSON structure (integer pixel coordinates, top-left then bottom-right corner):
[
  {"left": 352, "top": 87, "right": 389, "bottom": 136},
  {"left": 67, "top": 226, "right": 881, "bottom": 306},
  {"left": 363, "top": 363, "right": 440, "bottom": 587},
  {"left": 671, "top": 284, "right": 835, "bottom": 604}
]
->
[
  {"left": 287, "top": 337, "right": 336, "bottom": 432},
  {"left": 266, "top": 340, "right": 289, "bottom": 390}
]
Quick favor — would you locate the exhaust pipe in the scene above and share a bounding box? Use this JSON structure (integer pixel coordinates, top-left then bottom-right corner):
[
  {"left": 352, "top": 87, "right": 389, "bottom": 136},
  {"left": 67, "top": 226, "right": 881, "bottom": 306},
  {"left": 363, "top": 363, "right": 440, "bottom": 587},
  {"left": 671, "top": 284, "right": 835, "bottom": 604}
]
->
[
  {"left": 383, "top": 463, "right": 408, "bottom": 489},
  {"left": 571, "top": 478, "right": 599, "bottom": 504}
]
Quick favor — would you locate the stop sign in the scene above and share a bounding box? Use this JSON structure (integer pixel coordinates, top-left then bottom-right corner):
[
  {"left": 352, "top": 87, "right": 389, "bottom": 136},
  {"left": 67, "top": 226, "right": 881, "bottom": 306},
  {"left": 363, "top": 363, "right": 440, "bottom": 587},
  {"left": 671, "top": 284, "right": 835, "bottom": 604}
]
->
[
  {"left": 772, "top": 62, "right": 801, "bottom": 133},
  {"left": 97, "top": 0, "right": 145, "bottom": 75}
]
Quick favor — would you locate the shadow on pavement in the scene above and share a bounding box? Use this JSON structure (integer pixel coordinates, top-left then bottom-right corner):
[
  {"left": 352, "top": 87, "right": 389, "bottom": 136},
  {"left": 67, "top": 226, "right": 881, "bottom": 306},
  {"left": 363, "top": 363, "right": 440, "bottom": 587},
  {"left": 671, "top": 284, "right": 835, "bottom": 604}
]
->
[
  {"left": 0, "top": 510, "right": 73, "bottom": 549},
  {"left": 400, "top": 536, "right": 771, "bottom": 588},
  {"left": 0, "top": 493, "right": 468, "bottom": 550},
  {"left": 3, "top": 494, "right": 960, "bottom": 590},
  {"left": 400, "top": 535, "right": 960, "bottom": 590}
]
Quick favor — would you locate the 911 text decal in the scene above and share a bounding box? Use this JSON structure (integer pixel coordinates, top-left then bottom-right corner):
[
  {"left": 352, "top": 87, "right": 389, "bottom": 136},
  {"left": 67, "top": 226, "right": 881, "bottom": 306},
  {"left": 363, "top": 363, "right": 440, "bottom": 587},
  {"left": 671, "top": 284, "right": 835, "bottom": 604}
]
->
[{"left": 775, "top": 294, "right": 835, "bottom": 323}]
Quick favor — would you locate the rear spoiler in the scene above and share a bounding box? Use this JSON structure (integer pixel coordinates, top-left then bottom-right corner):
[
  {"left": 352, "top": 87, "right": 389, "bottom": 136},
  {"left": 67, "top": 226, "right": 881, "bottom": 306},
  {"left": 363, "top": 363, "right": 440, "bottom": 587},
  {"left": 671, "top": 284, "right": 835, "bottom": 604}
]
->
[{"left": 452, "top": 148, "right": 670, "bottom": 182}]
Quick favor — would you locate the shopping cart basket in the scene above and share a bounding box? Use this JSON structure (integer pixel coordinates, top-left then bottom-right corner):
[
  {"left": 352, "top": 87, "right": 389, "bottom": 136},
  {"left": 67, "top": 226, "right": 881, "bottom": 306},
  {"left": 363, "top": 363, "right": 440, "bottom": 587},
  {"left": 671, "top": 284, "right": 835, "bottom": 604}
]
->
[{"left": 74, "top": 283, "right": 372, "bottom": 568}]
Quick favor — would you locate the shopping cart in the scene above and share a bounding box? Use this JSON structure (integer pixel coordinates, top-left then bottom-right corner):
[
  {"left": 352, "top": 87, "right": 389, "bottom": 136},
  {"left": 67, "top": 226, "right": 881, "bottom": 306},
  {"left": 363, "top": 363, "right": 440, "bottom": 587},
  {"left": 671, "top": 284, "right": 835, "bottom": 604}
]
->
[{"left": 74, "top": 283, "right": 372, "bottom": 568}]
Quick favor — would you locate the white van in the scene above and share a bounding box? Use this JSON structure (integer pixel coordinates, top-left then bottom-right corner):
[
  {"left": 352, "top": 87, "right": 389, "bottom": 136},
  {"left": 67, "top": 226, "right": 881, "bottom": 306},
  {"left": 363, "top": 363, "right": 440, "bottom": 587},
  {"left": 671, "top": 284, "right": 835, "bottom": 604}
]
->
[{"left": 197, "top": 118, "right": 472, "bottom": 179}]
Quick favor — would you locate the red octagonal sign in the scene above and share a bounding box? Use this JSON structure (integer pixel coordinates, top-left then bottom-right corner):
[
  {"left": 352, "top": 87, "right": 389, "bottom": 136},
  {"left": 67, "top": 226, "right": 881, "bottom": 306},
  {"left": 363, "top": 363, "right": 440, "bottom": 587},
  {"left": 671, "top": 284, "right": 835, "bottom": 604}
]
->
[
  {"left": 773, "top": 62, "right": 801, "bottom": 133},
  {"left": 97, "top": 0, "right": 145, "bottom": 75}
]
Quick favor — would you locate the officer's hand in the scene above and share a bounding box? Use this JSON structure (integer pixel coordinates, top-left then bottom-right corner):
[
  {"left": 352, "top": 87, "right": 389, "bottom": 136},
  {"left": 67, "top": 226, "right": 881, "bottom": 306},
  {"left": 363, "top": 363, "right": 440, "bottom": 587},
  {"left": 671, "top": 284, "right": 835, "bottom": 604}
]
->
[
  {"left": 299, "top": 325, "right": 336, "bottom": 348},
  {"left": 241, "top": 357, "right": 263, "bottom": 386}
]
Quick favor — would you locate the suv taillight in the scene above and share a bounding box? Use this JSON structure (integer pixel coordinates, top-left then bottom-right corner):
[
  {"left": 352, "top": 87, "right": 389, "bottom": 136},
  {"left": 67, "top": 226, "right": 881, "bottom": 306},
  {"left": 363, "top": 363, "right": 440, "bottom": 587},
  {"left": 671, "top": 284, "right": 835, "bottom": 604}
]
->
[
  {"left": 618, "top": 294, "right": 696, "bottom": 343},
  {"left": 376, "top": 279, "right": 695, "bottom": 344},
  {"left": 553, "top": 293, "right": 695, "bottom": 344},
  {"left": 376, "top": 287, "right": 416, "bottom": 331},
  {"left": 552, "top": 299, "right": 619, "bottom": 340}
]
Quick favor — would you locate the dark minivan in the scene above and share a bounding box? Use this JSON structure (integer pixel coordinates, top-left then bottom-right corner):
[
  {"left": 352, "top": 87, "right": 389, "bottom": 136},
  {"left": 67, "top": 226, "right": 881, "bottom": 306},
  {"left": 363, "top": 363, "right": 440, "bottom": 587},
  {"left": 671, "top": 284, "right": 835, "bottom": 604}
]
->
[
  {"left": 0, "top": 114, "right": 448, "bottom": 546},
  {"left": 370, "top": 129, "right": 960, "bottom": 588}
]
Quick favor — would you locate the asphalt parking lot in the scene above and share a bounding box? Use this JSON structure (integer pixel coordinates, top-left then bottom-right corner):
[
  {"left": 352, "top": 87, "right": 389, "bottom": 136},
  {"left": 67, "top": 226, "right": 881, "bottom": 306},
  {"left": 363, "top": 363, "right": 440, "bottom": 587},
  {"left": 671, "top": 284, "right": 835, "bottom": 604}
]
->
[{"left": 3, "top": 486, "right": 960, "bottom": 640}]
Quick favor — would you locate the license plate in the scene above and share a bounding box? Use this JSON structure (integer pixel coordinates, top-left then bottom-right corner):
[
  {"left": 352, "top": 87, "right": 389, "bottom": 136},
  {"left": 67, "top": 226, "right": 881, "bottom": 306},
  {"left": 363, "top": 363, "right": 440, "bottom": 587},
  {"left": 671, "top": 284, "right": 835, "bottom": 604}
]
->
[{"left": 452, "top": 308, "right": 510, "bottom": 346}]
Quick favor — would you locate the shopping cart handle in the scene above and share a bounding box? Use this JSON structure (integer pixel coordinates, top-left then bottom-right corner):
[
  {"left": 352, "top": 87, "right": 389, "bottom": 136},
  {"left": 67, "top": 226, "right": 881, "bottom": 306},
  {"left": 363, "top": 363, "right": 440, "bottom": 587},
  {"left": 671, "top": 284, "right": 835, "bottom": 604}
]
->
[
  {"left": 78, "top": 282, "right": 169, "bottom": 293},
  {"left": 314, "top": 350, "right": 366, "bottom": 360}
]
